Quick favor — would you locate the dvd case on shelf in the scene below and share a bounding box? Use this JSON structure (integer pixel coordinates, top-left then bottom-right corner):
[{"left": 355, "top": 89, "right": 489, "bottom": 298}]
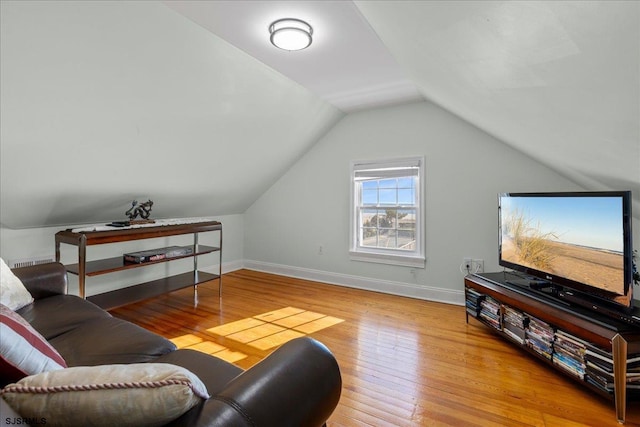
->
[
  {"left": 123, "top": 245, "right": 194, "bottom": 264},
  {"left": 502, "top": 305, "right": 527, "bottom": 344},
  {"left": 584, "top": 341, "right": 640, "bottom": 393},
  {"left": 552, "top": 330, "right": 587, "bottom": 379},
  {"left": 465, "top": 287, "right": 484, "bottom": 318},
  {"left": 525, "top": 315, "right": 554, "bottom": 359},
  {"left": 479, "top": 296, "right": 501, "bottom": 330}
]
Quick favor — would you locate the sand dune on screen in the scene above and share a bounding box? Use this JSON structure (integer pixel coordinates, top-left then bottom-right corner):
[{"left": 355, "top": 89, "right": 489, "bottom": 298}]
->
[{"left": 502, "top": 238, "right": 624, "bottom": 295}]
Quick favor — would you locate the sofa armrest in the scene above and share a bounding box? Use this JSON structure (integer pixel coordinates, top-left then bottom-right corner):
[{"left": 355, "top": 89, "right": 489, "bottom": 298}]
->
[
  {"left": 12, "top": 262, "right": 68, "bottom": 300},
  {"left": 181, "top": 337, "right": 341, "bottom": 427}
]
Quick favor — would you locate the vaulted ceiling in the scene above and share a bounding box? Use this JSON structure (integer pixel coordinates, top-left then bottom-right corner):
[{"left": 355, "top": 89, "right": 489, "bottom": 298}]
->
[{"left": 1, "top": 1, "right": 638, "bottom": 228}]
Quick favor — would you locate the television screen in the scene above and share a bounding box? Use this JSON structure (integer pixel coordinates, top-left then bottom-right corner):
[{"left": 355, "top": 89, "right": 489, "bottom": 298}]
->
[{"left": 498, "top": 191, "right": 633, "bottom": 308}]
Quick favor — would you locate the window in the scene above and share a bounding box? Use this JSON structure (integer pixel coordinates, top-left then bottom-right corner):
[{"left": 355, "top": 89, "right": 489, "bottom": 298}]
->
[{"left": 350, "top": 156, "right": 425, "bottom": 267}]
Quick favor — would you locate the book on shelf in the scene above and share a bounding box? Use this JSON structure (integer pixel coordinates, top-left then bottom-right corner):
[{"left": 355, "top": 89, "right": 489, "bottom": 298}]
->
[{"left": 123, "top": 246, "right": 194, "bottom": 264}]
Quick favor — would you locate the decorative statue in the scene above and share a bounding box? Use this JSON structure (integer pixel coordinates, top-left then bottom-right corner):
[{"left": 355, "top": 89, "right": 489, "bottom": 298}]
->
[{"left": 125, "top": 199, "right": 153, "bottom": 220}]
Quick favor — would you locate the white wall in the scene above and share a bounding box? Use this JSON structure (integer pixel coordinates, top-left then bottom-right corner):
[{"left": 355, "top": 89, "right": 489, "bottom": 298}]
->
[
  {"left": 244, "top": 101, "right": 604, "bottom": 305},
  {"left": 2, "top": 99, "right": 638, "bottom": 304},
  {"left": 0, "top": 214, "right": 244, "bottom": 297}
]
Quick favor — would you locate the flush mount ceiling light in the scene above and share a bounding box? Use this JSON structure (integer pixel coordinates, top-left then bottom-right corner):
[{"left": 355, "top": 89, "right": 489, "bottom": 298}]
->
[{"left": 269, "top": 18, "right": 313, "bottom": 51}]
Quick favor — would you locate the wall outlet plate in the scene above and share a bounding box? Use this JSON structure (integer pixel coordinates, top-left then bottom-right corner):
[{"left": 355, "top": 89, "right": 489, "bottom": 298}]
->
[{"left": 472, "top": 259, "right": 484, "bottom": 273}]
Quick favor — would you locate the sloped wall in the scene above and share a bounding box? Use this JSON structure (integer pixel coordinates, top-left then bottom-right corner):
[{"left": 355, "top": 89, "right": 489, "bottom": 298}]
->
[
  {"left": 0, "top": 1, "right": 341, "bottom": 229},
  {"left": 244, "top": 101, "right": 640, "bottom": 304}
]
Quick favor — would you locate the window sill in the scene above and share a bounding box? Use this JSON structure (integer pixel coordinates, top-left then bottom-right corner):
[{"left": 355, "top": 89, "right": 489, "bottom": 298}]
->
[{"left": 349, "top": 250, "right": 425, "bottom": 268}]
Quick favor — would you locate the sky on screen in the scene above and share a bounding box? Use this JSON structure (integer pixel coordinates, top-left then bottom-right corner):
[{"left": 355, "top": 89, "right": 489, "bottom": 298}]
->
[{"left": 501, "top": 196, "right": 623, "bottom": 252}]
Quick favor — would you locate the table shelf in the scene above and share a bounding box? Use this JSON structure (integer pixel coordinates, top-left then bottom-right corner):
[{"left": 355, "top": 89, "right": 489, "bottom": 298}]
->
[
  {"left": 55, "top": 220, "right": 222, "bottom": 305},
  {"left": 87, "top": 271, "right": 218, "bottom": 310},
  {"left": 65, "top": 245, "right": 220, "bottom": 276}
]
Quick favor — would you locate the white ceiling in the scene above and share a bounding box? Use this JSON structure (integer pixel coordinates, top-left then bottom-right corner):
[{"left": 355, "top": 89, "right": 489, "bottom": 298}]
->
[
  {"left": 167, "top": 0, "right": 640, "bottom": 212},
  {"left": 163, "top": 0, "right": 423, "bottom": 112}
]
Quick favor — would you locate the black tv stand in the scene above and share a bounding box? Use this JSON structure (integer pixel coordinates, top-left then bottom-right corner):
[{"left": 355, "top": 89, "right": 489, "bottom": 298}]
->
[
  {"left": 490, "top": 271, "right": 640, "bottom": 327},
  {"left": 465, "top": 272, "right": 640, "bottom": 424}
]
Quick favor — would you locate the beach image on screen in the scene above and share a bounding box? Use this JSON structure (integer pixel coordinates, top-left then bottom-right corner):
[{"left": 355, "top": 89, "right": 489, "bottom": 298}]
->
[{"left": 500, "top": 196, "right": 624, "bottom": 295}]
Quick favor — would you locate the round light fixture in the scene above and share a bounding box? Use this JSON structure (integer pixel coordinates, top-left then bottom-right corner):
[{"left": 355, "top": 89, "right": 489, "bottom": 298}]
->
[{"left": 269, "top": 18, "right": 313, "bottom": 51}]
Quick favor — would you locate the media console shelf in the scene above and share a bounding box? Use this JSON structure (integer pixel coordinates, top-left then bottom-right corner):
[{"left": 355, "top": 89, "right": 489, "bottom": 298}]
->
[
  {"left": 465, "top": 272, "right": 640, "bottom": 424},
  {"left": 55, "top": 220, "right": 222, "bottom": 310}
]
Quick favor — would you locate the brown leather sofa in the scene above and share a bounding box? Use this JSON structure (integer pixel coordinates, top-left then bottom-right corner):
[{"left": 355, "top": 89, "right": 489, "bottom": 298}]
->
[{"left": 0, "top": 263, "right": 342, "bottom": 426}]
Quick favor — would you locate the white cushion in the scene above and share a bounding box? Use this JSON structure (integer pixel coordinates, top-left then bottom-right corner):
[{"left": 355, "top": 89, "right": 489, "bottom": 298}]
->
[
  {"left": 0, "top": 258, "right": 33, "bottom": 311},
  {"left": 1, "top": 363, "right": 210, "bottom": 427}
]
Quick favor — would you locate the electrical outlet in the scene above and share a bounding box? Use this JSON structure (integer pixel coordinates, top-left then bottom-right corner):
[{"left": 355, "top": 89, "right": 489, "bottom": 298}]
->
[
  {"left": 463, "top": 258, "right": 472, "bottom": 272},
  {"left": 472, "top": 259, "right": 484, "bottom": 273}
]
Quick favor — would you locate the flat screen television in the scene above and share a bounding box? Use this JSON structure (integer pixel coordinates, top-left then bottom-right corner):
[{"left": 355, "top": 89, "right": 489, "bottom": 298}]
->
[{"left": 498, "top": 191, "right": 634, "bottom": 314}]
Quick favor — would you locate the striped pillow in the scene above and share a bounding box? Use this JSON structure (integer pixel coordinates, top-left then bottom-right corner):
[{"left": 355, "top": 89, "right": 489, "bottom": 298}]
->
[{"left": 0, "top": 304, "right": 67, "bottom": 385}]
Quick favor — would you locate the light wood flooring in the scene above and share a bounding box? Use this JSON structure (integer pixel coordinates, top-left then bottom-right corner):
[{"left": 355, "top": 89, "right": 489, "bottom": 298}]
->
[{"left": 110, "top": 269, "right": 640, "bottom": 427}]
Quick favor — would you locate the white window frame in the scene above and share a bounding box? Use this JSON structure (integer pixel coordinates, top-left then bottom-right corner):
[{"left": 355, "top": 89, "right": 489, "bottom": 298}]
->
[{"left": 349, "top": 156, "right": 426, "bottom": 268}]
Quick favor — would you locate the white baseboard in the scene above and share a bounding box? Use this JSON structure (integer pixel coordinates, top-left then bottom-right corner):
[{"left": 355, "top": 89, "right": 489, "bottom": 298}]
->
[
  {"left": 201, "top": 259, "right": 244, "bottom": 275},
  {"left": 243, "top": 260, "right": 465, "bottom": 306}
]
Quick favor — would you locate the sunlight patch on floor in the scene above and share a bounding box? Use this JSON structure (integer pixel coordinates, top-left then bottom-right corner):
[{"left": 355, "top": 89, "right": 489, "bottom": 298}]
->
[
  {"left": 209, "top": 306, "right": 344, "bottom": 350},
  {"left": 170, "top": 307, "right": 344, "bottom": 360},
  {"left": 169, "top": 333, "right": 248, "bottom": 363}
]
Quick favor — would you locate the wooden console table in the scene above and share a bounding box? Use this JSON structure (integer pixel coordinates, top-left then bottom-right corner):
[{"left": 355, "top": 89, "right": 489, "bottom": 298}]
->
[
  {"left": 465, "top": 272, "right": 640, "bottom": 424},
  {"left": 55, "top": 220, "right": 222, "bottom": 309}
]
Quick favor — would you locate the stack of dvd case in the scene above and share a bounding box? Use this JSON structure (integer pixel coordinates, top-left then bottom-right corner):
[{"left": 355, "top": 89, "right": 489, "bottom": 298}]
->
[
  {"left": 525, "top": 316, "right": 554, "bottom": 359},
  {"left": 585, "top": 345, "right": 640, "bottom": 394},
  {"left": 479, "top": 296, "right": 501, "bottom": 330},
  {"left": 585, "top": 345, "right": 616, "bottom": 393},
  {"left": 553, "top": 330, "right": 587, "bottom": 379},
  {"left": 502, "top": 305, "right": 527, "bottom": 344},
  {"left": 465, "top": 287, "right": 484, "bottom": 318},
  {"left": 629, "top": 356, "right": 640, "bottom": 391}
]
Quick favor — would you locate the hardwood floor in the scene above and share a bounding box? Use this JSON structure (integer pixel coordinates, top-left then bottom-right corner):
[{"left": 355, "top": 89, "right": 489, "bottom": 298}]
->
[{"left": 110, "top": 269, "right": 640, "bottom": 427}]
